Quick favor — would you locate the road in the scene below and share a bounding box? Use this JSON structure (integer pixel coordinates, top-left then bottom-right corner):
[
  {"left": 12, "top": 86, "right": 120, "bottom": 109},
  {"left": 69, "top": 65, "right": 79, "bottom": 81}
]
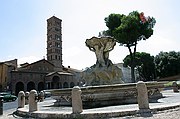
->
[
  {"left": 3, "top": 100, "right": 18, "bottom": 111},
  {"left": 0, "top": 100, "right": 17, "bottom": 119}
]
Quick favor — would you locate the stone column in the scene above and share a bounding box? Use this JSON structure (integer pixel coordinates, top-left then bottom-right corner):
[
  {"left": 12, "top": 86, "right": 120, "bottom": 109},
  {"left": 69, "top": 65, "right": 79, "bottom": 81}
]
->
[
  {"left": 172, "top": 82, "right": 179, "bottom": 93},
  {"left": 18, "top": 91, "right": 25, "bottom": 108},
  {"left": 71, "top": 86, "right": 83, "bottom": 114},
  {"left": 29, "top": 90, "right": 38, "bottom": 112},
  {"left": 25, "top": 92, "right": 29, "bottom": 105},
  {"left": 136, "top": 81, "right": 149, "bottom": 110}
]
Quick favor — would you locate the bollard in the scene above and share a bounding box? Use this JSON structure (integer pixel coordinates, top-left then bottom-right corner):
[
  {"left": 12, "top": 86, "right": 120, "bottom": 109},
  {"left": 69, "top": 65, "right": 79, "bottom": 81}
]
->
[
  {"left": 18, "top": 91, "right": 25, "bottom": 108},
  {"left": 136, "top": 81, "right": 149, "bottom": 110},
  {"left": 39, "top": 91, "right": 45, "bottom": 102},
  {"left": 72, "top": 86, "right": 83, "bottom": 114},
  {"left": 29, "top": 90, "right": 38, "bottom": 112},
  {"left": 0, "top": 99, "right": 3, "bottom": 115},
  {"left": 25, "top": 92, "right": 29, "bottom": 105},
  {"left": 172, "top": 82, "right": 179, "bottom": 93}
]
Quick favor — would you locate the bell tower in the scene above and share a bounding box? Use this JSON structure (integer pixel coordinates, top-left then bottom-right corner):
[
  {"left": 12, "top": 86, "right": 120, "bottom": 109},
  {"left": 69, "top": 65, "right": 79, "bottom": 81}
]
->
[{"left": 47, "top": 16, "right": 62, "bottom": 71}]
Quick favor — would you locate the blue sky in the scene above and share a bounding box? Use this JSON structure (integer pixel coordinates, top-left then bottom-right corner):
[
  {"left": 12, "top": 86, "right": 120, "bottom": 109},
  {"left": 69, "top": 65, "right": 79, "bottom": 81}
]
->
[{"left": 0, "top": 0, "right": 180, "bottom": 69}]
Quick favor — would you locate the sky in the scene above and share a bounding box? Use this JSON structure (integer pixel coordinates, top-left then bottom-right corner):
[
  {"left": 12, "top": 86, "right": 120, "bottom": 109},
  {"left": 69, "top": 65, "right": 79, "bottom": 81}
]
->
[{"left": 0, "top": 0, "right": 180, "bottom": 70}]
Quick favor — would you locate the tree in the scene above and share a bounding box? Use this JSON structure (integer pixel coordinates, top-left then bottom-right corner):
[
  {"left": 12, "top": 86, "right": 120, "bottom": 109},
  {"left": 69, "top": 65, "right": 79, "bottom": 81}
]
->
[
  {"left": 102, "top": 11, "right": 156, "bottom": 82},
  {"left": 123, "top": 52, "right": 155, "bottom": 81},
  {"left": 155, "top": 51, "right": 180, "bottom": 78}
]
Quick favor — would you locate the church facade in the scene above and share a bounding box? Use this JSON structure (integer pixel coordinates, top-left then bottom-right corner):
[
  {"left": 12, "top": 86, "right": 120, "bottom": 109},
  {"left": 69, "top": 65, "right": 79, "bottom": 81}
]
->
[{"left": 10, "top": 16, "right": 82, "bottom": 95}]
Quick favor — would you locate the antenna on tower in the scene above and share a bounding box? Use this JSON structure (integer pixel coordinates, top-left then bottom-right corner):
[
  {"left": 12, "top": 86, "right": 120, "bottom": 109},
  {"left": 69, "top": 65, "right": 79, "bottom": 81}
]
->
[{"left": 43, "top": 56, "right": 45, "bottom": 59}]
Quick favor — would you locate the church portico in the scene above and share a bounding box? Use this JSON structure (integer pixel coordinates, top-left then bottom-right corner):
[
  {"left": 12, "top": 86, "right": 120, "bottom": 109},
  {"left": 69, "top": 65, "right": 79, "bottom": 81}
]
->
[{"left": 45, "top": 71, "right": 78, "bottom": 89}]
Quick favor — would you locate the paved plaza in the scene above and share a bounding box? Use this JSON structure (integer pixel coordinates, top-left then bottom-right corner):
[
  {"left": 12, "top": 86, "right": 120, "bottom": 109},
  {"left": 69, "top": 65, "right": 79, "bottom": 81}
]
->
[{"left": 0, "top": 89, "right": 180, "bottom": 119}]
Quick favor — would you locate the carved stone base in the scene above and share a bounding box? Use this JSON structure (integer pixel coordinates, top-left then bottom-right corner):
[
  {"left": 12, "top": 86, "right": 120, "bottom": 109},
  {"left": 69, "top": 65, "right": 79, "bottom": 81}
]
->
[{"left": 82, "top": 64, "right": 124, "bottom": 86}]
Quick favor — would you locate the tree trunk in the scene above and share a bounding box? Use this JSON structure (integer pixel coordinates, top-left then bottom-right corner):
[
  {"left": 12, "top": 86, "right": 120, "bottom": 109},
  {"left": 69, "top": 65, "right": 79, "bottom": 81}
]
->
[
  {"left": 127, "top": 43, "right": 137, "bottom": 83},
  {"left": 131, "top": 65, "right": 136, "bottom": 83}
]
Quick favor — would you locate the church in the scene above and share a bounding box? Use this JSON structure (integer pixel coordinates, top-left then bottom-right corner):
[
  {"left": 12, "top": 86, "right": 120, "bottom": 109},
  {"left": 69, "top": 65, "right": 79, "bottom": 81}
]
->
[{"left": 10, "top": 16, "right": 82, "bottom": 95}]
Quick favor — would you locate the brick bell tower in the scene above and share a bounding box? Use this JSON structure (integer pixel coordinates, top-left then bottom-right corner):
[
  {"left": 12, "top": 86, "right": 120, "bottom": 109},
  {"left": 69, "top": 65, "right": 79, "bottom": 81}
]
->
[{"left": 47, "top": 16, "right": 63, "bottom": 71}]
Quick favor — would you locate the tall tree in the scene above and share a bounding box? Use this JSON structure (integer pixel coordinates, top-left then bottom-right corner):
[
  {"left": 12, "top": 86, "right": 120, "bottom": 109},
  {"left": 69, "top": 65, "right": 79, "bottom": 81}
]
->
[
  {"left": 102, "top": 11, "right": 156, "bottom": 82},
  {"left": 123, "top": 52, "right": 155, "bottom": 81}
]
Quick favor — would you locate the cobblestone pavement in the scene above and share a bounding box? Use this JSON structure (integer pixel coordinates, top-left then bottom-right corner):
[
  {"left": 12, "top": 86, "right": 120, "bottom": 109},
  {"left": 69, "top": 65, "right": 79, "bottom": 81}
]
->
[
  {"left": 111, "top": 107, "right": 180, "bottom": 119},
  {"left": 1, "top": 106, "right": 180, "bottom": 119}
]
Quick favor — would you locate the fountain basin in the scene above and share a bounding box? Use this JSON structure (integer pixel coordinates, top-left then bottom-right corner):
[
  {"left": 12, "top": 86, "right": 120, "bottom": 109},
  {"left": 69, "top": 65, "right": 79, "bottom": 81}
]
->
[{"left": 46, "top": 82, "right": 165, "bottom": 108}]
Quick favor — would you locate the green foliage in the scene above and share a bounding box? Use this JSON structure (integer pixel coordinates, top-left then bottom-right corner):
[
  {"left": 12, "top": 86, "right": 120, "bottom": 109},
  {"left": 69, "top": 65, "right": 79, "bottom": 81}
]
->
[
  {"left": 123, "top": 52, "right": 155, "bottom": 81},
  {"left": 103, "top": 11, "right": 156, "bottom": 47},
  {"left": 104, "top": 14, "right": 124, "bottom": 36},
  {"left": 103, "top": 11, "right": 156, "bottom": 82},
  {"left": 155, "top": 51, "right": 180, "bottom": 78}
]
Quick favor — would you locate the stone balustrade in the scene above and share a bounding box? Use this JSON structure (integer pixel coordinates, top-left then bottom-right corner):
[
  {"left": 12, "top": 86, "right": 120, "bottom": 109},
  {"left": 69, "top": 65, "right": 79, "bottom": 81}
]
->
[{"left": 18, "top": 81, "right": 179, "bottom": 114}]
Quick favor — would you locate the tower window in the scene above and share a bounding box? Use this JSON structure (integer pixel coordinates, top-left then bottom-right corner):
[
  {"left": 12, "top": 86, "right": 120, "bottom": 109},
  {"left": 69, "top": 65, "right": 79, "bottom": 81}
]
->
[
  {"left": 48, "top": 42, "right": 52, "bottom": 47},
  {"left": 48, "top": 35, "right": 52, "bottom": 40},
  {"left": 55, "top": 28, "right": 60, "bottom": 31},
  {"left": 55, "top": 35, "right": 61, "bottom": 40}
]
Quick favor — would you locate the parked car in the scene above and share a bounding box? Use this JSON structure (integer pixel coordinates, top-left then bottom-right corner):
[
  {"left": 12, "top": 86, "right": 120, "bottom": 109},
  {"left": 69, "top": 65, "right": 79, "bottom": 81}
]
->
[{"left": 0, "top": 92, "right": 17, "bottom": 102}]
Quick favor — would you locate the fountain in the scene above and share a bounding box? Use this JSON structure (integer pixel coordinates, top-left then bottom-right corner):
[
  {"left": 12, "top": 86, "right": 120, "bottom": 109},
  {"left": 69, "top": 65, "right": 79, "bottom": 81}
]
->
[{"left": 51, "top": 36, "right": 163, "bottom": 108}]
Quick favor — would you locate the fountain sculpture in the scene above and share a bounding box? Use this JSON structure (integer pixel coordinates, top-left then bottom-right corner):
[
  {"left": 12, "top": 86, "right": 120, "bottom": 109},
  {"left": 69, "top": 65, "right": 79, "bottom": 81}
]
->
[{"left": 81, "top": 36, "right": 124, "bottom": 86}]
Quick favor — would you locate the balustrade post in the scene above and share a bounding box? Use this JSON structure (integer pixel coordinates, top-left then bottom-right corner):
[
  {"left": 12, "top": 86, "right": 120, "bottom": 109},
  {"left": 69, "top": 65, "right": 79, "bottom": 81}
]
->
[
  {"left": 172, "top": 82, "right": 179, "bottom": 93},
  {"left": 136, "top": 81, "right": 149, "bottom": 110},
  {"left": 18, "top": 91, "right": 25, "bottom": 108},
  {"left": 29, "top": 90, "right": 38, "bottom": 112},
  {"left": 25, "top": 92, "right": 29, "bottom": 105},
  {"left": 71, "top": 86, "right": 83, "bottom": 114},
  {"left": 39, "top": 91, "right": 45, "bottom": 102}
]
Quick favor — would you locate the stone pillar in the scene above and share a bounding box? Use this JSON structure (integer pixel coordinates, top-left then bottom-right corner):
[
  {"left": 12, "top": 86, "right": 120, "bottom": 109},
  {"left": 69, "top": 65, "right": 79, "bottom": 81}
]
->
[
  {"left": 18, "top": 91, "right": 25, "bottom": 108},
  {"left": 39, "top": 91, "right": 45, "bottom": 102},
  {"left": 172, "top": 82, "right": 179, "bottom": 93},
  {"left": 25, "top": 92, "right": 29, "bottom": 105},
  {"left": 71, "top": 86, "right": 83, "bottom": 114},
  {"left": 136, "top": 81, "right": 149, "bottom": 110},
  {"left": 29, "top": 90, "right": 38, "bottom": 112}
]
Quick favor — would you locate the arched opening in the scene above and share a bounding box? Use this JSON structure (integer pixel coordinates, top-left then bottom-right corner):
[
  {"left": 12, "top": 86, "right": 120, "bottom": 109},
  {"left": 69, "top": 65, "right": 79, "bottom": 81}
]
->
[
  {"left": 15, "top": 82, "right": 24, "bottom": 95},
  {"left": 52, "top": 76, "right": 60, "bottom": 89},
  {"left": 63, "top": 82, "right": 69, "bottom": 88},
  {"left": 27, "top": 81, "right": 35, "bottom": 92},
  {"left": 38, "top": 82, "right": 44, "bottom": 91},
  {"left": 70, "top": 82, "right": 75, "bottom": 88}
]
